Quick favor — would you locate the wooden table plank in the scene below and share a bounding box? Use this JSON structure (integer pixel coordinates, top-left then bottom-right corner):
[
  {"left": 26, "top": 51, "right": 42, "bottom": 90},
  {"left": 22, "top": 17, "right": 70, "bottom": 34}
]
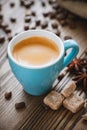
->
[{"left": 0, "top": 0, "right": 87, "bottom": 130}]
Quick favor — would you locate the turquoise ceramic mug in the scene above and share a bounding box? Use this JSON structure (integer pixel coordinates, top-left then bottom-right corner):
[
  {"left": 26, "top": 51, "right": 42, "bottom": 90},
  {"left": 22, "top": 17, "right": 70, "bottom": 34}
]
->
[{"left": 8, "top": 30, "right": 79, "bottom": 96}]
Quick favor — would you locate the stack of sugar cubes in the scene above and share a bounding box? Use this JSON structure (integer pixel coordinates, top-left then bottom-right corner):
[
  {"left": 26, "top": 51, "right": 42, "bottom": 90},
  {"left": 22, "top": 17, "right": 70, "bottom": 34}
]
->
[{"left": 44, "top": 81, "right": 85, "bottom": 113}]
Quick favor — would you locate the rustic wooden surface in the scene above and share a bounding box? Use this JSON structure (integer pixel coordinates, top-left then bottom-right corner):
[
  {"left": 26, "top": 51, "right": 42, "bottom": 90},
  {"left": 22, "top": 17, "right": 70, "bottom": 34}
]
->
[{"left": 0, "top": 0, "right": 87, "bottom": 130}]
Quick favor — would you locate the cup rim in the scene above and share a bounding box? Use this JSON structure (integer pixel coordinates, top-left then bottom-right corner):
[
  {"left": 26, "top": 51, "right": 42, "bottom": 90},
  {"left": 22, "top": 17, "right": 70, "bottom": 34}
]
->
[{"left": 8, "top": 30, "right": 64, "bottom": 69}]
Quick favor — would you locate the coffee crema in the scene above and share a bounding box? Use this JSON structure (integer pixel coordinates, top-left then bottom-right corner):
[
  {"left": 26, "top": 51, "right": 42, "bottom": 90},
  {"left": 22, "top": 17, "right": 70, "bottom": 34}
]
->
[{"left": 12, "top": 36, "right": 60, "bottom": 66}]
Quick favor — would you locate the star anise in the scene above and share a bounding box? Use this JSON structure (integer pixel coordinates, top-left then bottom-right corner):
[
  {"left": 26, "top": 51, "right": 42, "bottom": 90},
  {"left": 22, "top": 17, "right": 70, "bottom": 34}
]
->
[
  {"left": 73, "top": 71, "right": 87, "bottom": 94},
  {"left": 67, "top": 58, "right": 87, "bottom": 73}
]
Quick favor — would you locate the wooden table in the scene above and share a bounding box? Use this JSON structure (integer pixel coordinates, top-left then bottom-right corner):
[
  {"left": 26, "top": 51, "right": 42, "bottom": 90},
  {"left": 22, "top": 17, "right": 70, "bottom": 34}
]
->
[{"left": 0, "top": 0, "right": 87, "bottom": 130}]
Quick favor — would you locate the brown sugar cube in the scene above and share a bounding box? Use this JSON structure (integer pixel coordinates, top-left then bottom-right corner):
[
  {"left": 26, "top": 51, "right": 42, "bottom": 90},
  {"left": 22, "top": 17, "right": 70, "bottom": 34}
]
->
[
  {"left": 43, "top": 91, "right": 64, "bottom": 110},
  {"left": 61, "top": 81, "right": 76, "bottom": 98},
  {"left": 63, "top": 93, "right": 84, "bottom": 113}
]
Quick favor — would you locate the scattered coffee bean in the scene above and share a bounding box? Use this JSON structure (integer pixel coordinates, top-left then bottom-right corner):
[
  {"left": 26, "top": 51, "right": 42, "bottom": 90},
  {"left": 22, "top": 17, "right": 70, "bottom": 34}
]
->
[
  {"left": 35, "top": 20, "right": 41, "bottom": 26},
  {"left": 5, "top": 28, "right": 11, "bottom": 34},
  {"left": 57, "top": 12, "right": 67, "bottom": 20},
  {"left": 10, "top": 2, "right": 15, "bottom": 8},
  {"left": 15, "top": 102, "right": 26, "bottom": 109},
  {"left": 31, "top": 11, "right": 36, "bottom": 16},
  {"left": 52, "top": 4, "right": 60, "bottom": 10},
  {"left": 41, "top": 1, "right": 46, "bottom": 7},
  {"left": 1, "top": 23, "right": 8, "bottom": 30},
  {"left": 48, "top": 0, "right": 53, "bottom": 5},
  {"left": 55, "top": 30, "right": 61, "bottom": 36},
  {"left": 64, "top": 36, "right": 72, "bottom": 40},
  {"left": 64, "top": 51, "right": 67, "bottom": 56},
  {"left": 24, "top": 0, "right": 34, "bottom": 8},
  {"left": 60, "top": 20, "right": 67, "bottom": 26},
  {"left": 0, "top": 14, "right": 3, "bottom": 20},
  {"left": 20, "top": 0, "right": 24, "bottom": 6},
  {"left": 30, "top": 26, "right": 36, "bottom": 29},
  {"left": 30, "top": 0, "right": 35, "bottom": 6},
  {"left": 15, "top": 33, "right": 19, "bottom": 36},
  {"left": 8, "top": 34, "right": 13, "bottom": 41},
  {"left": 42, "top": 103, "right": 49, "bottom": 110},
  {"left": 10, "top": 17, "right": 16, "bottom": 23},
  {"left": 24, "top": 25, "right": 29, "bottom": 30},
  {"left": 56, "top": 7, "right": 63, "bottom": 13},
  {"left": 51, "top": 22, "right": 58, "bottom": 29},
  {"left": 43, "top": 12, "right": 49, "bottom": 17},
  {"left": 49, "top": 12, "right": 56, "bottom": 19},
  {"left": 58, "top": 73, "right": 65, "bottom": 81},
  {"left": 24, "top": 1, "right": 31, "bottom": 8},
  {"left": 5, "top": 91, "right": 12, "bottom": 100},
  {"left": 25, "top": 16, "right": 31, "bottom": 23},
  {"left": 41, "top": 21, "right": 48, "bottom": 29},
  {"left": 0, "top": 35, "right": 5, "bottom": 44}
]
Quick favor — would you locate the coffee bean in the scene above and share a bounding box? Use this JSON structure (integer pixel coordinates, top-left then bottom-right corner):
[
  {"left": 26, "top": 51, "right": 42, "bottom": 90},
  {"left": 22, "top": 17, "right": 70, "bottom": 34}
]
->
[
  {"left": 48, "top": 0, "right": 52, "bottom": 5},
  {"left": 15, "top": 33, "right": 19, "bottom": 36},
  {"left": 1, "top": 23, "right": 8, "bottom": 30},
  {"left": 49, "top": 12, "right": 56, "bottom": 19},
  {"left": 48, "top": 0, "right": 56, "bottom": 4},
  {"left": 0, "top": 35, "right": 5, "bottom": 44},
  {"left": 57, "top": 13, "right": 67, "bottom": 20},
  {"left": 56, "top": 7, "right": 63, "bottom": 13},
  {"left": 64, "top": 52, "right": 67, "bottom": 56},
  {"left": 15, "top": 102, "right": 26, "bottom": 109},
  {"left": 52, "top": 4, "right": 60, "bottom": 10},
  {"left": 10, "top": 2, "right": 15, "bottom": 8},
  {"left": 0, "top": 14, "right": 3, "bottom": 20},
  {"left": 5, "top": 92, "right": 12, "bottom": 100},
  {"left": 24, "top": 25, "right": 29, "bottom": 30},
  {"left": 31, "top": 11, "right": 36, "bottom": 16},
  {"left": 43, "top": 12, "right": 49, "bottom": 17},
  {"left": 35, "top": 20, "right": 41, "bottom": 26},
  {"left": 55, "top": 30, "right": 61, "bottom": 36},
  {"left": 41, "top": 1, "right": 46, "bottom": 7},
  {"left": 24, "top": 2, "right": 31, "bottom": 8},
  {"left": 20, "top": 0, "right": 24, "bottom": 6},
  {"left": 42, "top": 103, "right": 49, "bottom": 110},
  {"left": 10, "top": 17, "right": 16, "bottom": 23},
  {"left": 58, "top": 73, "right": 65, "bottom": 81},
  {"left": 30, "top": 27, "right": 36, "bottom": 29},
  {"left": 8, "top": 34, "right": 13, "bottom": 41},
  {"left": 51, "top": 22, "right": 58, "bottom": 29},
  {"left": 64, "top": 36, "right": 72, "bottom": 40},
  {"left": 60, "top": 20, "right": 67, "bottom": 26},
  {"left": 41, "top": 21, "right": 48, "bottom": 29},
  {"left": 25, "top": 16, "right": 31, "bottom": 23},
  {"left": 5, "top": 28, "right": 11, "bottom": 34},
  {"left": 24, "top": 1, "right": 34, "bottom": 9}
]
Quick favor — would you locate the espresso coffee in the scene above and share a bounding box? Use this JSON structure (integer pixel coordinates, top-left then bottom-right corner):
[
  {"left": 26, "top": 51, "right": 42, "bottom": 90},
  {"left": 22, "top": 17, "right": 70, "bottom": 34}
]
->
[{"left": 12, "top": 36, "right": 60, "bottom": 66}]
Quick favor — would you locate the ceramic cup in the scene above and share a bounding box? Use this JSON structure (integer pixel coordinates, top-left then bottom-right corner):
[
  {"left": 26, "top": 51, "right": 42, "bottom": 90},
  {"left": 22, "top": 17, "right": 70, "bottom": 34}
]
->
[{"left": 8, "top": 30, "right": 79, "bottom": 96}]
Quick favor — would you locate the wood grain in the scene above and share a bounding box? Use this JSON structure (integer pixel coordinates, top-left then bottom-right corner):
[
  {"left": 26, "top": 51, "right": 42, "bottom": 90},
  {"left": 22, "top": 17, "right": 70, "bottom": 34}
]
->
[{"left": 0, "top": 0, "right": 87, "bottom": 130}]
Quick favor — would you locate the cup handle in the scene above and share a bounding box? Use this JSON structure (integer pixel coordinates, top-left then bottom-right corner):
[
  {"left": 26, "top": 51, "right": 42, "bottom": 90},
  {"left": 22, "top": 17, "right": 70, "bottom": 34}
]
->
[{"left": 63, "top": 40, "right": 79, "bottom": 68}]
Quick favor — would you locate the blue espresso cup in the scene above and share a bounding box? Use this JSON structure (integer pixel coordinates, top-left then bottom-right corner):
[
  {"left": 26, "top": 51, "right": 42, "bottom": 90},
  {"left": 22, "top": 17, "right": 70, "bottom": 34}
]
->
[{"left": 8, "top": 30, "right": 79, "bottom": 96}]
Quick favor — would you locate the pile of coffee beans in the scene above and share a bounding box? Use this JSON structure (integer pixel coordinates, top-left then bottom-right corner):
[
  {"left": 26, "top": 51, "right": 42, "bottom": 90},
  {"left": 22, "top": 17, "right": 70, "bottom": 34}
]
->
[{"left": 0, "top": 0, "right": 86, "bottom": 45}]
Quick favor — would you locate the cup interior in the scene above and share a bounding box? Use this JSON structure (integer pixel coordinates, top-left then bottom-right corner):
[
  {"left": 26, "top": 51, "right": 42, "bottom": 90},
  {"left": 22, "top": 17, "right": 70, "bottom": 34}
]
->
[{"left": 8, "top": 30, "right": 64, "bottom": 69}]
